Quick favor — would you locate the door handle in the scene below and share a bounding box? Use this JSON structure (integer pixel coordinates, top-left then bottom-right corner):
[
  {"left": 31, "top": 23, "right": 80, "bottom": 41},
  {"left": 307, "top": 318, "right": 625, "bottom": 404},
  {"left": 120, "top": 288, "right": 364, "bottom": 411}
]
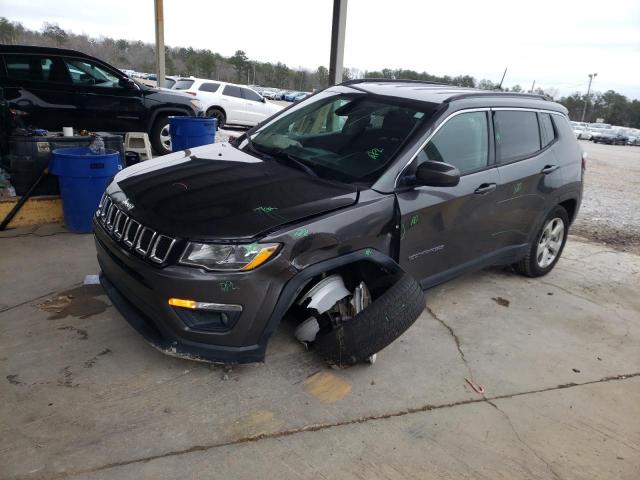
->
[
  {"left": 474, "top": 183, "right": 497, "bottom": 195},
  {"left": 541, "top": 165, "right": 559, "bottom": 174}
]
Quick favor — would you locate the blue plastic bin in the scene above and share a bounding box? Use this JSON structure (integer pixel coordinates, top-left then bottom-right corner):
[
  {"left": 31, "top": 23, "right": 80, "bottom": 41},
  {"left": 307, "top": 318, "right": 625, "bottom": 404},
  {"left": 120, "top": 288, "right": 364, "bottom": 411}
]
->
[
  {"left": 169, "top": 116, "right": 216, "bottom": 152},
  {"left": 49, "top": 147, "right": 122, "bottom": 233}
]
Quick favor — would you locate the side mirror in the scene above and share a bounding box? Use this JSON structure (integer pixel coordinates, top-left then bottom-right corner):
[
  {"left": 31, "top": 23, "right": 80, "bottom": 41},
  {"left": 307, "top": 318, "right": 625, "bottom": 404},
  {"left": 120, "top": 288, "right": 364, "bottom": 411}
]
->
[
  {"left": 119, "top": 77, "right": 138, "bottom": 90},
  {"left": 261, "top": 97, "right": 266, "bottom": 103},
  {"left": 415, "top": 160, "right": 460, "bottom": 187}
]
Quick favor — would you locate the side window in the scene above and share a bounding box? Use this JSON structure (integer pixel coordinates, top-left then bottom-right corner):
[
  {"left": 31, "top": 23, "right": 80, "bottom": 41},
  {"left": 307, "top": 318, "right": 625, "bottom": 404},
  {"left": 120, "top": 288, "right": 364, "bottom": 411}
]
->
[
  {"left": 494, "top": 111, "right": 541, "bottom": 163},
  {"left": 416, "top": 112, "right": 488, "bottom": 174},
  {"left": 222, "top": 85, "right": 243, "bottom": 98},
  {"left": 242, "top": 88, "right": 263, "bottom": 102},
  {"left": 3, "top": 55, "right": 68, "bottom": 83},
  {"left": 199, "top": 82, "right": 220, "bottom": 93},
  {"left": 539, "top": 113, "right": 556, "bottom": 147},
  {"left": 63, "top": 58, "right": 122, "bottom": 88}
]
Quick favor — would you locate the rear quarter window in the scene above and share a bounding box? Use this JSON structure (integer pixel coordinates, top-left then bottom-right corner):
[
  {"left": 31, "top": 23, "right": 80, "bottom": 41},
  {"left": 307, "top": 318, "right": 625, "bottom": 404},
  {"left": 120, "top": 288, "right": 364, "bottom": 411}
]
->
[
  {"left": 199, "top": 82, "right": 220, "bottom": 93},
  {"left": 174, "top": 79, "right": 194, "bottom": 90},
  {"left": 494, "top": 110, "right": 541, "bottom": 163},
  {"left": 539, "top": 113, "right": 556, "bottom": 148}
]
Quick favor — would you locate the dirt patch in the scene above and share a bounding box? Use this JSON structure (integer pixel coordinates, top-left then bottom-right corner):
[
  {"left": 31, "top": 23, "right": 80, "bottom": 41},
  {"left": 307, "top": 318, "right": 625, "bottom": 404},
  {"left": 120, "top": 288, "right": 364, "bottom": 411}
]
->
[
  {"left": 57, "top": 366, "right": 78, "bottom": 388},
  {"left": 37, "top": 285, "right": 108, "bottom": 320},
  {"left": 304, "top": 371, "right": 352, "bottom": 403},
  {"left": 6, "top": 374, "right": 24, "bottom": 385},
  {"left": 84, "top": 348, "right": 112, "bottom": 368},
  {"left": 492, "top": 297, "right": 510, "bottom": 307},
  {"left": 57, "top": 325, "right": 88, "bottom": 340},
  {"left": 570, "top": 224, "right": 640, "bottom": 256}
]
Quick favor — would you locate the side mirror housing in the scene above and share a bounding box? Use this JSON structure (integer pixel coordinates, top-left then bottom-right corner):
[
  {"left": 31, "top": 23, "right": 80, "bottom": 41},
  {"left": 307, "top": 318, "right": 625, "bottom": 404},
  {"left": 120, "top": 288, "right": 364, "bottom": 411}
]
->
[
  {"left": 119, "top": 77, "right": 138, "bottom": 90},
  {"left": 415, "top": 160, "right": 460, "bottom": 187}
]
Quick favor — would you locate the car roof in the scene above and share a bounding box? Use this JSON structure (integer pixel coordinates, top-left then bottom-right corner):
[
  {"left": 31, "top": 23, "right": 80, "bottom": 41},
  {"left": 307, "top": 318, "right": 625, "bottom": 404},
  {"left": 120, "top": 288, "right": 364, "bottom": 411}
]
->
[
  {"left": 0, "top": 44, "right": 94, "bottom": 59},
  {"left": 340, "top": 79, "right": 567, "bottom": 114}
]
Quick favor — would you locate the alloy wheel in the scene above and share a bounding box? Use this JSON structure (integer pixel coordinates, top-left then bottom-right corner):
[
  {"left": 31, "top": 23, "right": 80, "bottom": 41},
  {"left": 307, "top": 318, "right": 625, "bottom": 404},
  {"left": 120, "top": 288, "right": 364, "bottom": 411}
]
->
[{"left": 536, "top": 217, "right": 565, "bottom": 268}]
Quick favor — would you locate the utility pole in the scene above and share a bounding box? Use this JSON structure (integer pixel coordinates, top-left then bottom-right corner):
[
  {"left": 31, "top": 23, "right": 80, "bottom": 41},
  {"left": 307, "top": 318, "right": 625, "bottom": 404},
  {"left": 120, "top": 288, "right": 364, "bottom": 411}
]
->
[
  {"left": 154, "top": 0, "right": 165, "bottom": 88},
  {"left": 581, "top": 73, "right": 597, "bottom": 122},
  {"left": 329, "top": 0, "right": 348, "bottom": 85},
  {"left": 530, "top": 80, "right": 536, "bottom": 93}
]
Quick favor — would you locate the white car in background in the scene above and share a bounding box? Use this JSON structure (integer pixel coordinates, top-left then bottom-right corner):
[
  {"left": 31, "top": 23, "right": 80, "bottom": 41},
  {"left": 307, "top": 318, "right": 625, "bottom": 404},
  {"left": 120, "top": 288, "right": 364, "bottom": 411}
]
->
[
  {"left": 172, "top": 78, "right": 282, "bottom": 128},
  {"left": 570, "top": 121, "right": 591, "bottom": 140}
]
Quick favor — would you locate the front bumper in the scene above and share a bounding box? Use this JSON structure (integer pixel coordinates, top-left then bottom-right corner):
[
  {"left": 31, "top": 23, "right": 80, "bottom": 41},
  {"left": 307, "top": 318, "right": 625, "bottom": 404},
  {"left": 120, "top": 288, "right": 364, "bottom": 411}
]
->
[{"left": 94, "top": 219, "right": 293, "bottom": 363}]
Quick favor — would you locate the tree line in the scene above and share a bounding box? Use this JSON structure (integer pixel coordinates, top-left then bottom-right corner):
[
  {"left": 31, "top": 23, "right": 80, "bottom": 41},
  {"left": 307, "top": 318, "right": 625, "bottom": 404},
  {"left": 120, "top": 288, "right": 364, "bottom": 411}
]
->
[{"left": 1, "top": 17, "right": 638, "bottom": 127}]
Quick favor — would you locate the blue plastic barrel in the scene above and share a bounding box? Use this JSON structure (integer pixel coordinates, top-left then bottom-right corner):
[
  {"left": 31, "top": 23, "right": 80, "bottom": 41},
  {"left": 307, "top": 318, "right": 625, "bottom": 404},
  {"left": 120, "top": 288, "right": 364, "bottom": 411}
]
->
[
  {"left": 49, "top": 147, "right": 122, "bottom": 233},
  {"left": 169, "top": 116, "right": 216, "bottom": 152}
]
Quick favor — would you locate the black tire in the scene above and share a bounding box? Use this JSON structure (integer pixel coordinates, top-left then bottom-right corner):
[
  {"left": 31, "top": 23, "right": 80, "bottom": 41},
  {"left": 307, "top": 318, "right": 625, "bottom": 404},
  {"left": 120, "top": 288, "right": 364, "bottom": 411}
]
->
[
  {"left": 150, "top": 115, "right": 172, "bottom": 155},
  {"left": 314, "top": 273, "right": 424, "bottom": 367},
  {"left": 514, "top": 205, "right": 569, "bottom": 277},
  {"left": 206, "top": 108, "right": 226, "bottom": 129}
]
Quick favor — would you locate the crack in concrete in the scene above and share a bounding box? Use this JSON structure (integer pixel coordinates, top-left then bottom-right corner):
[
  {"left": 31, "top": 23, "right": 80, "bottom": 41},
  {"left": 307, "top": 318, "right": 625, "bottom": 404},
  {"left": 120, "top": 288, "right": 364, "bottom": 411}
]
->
[
  {"left": 0, "top": 282, "right": 83, "bottom": 313},
  {"left": 426, "top": 305, "right": 474, "bottom": 380},
  {"left": 38, "top": 372, "right": 640, "bottom": 480},
  {"left": 486, "top": 399, "right": 563, "bottom": 480}
]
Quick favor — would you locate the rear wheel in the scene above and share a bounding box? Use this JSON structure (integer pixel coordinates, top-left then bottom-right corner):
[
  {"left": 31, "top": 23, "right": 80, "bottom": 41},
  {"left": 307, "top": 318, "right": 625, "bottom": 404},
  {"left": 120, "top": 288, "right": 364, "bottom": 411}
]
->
[
  {"left": 514, "top": 206, "right": 569, "bottom": 277},
  {"left": 150, "top": 115, "right": 172, "bottom": 155},
  {"left": 206, "top": 108, "right": 226, "bottom": 128}
]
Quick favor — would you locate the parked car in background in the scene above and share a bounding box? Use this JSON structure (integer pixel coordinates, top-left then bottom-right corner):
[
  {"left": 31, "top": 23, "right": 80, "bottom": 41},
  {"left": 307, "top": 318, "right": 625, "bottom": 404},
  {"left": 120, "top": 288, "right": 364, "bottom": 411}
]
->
[
  {"left": 570, "top": 121, "right": 591, "bottom": 140},
  {"left": 0, "top": 45, "right": 202, "bottom": 155},
  {"left": 591, "top": 127, "right": 628, "bottom": 145},
  {"left": 94, "top": 80, "right": 583, "bottom": 366},
  {"left": 293, "top": 92, "right": 309, "bottom": 102},
  {"left": 172, "top": 77, "right": 282, "bottom": 127},
  {"left": 262, "top": 89, "right": 278, "bottom": 99},
  {"left": 284, "top": 91, "right": 301, "bottom": 101}
]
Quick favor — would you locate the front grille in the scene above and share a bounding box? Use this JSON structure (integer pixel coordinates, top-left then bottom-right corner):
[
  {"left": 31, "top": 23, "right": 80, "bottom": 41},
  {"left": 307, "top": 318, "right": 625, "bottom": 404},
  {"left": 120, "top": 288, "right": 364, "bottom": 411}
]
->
[{"left": 96, "top": 193, "right": 176, "bottom": 265}]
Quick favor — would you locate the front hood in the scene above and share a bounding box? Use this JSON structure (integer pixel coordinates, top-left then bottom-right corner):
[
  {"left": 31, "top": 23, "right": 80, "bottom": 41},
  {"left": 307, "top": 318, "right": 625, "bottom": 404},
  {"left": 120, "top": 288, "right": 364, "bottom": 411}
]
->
[{"left": 108, "top": 143, "right": 358, "bottom": 240}]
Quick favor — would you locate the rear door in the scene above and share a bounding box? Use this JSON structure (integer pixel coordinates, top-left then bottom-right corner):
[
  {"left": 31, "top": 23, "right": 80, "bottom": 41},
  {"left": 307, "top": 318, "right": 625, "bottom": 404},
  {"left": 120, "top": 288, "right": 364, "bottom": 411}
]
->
[
  {"left": 493, "top": 109, "right": 564, "bottom": 248},
  {"left": 397, "top": 110, "right": 502, "bottom": 283},
  {"left": 240, "top": 87, "right": 268, "bottom": 125},
  {"left": 0, "top": 53, "right": 77, "bottom": 129},
  {"left": 220, "top": 84, "right": 247, "bottom": 124},
  {"left": 61, "top": 56, "right": 146, "bottom": 132}
]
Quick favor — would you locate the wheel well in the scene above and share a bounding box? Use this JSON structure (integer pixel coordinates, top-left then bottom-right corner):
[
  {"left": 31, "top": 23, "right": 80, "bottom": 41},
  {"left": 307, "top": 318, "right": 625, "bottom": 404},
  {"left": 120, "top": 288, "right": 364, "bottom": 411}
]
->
[
  {"left": 559, "top": 199, "right": 577, "bottom": 223},
  {"left": 206, "top": 106, "right": 226, "bottom": 118}
]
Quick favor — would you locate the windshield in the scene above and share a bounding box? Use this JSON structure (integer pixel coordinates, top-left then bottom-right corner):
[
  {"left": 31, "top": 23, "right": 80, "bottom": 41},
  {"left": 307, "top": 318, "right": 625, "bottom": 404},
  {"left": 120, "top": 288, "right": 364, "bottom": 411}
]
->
[{"left": 245, "top": 93, "right": 430, "bottom": 184}]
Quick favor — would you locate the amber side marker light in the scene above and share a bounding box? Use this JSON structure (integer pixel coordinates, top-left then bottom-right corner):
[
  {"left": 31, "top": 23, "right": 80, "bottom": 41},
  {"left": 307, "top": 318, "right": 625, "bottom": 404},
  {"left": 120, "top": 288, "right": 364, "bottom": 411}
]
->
[
  {"left": 168, "top": 298, "right": 197, "bottom": 309},
  {"left": 240, "top": 244, "right": 280, "bottom": 271}
]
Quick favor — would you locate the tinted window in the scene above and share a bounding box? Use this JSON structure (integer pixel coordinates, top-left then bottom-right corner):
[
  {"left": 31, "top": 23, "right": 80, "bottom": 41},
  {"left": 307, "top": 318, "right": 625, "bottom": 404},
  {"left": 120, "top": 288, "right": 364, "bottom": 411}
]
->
[
  {"left": 174, "top": 79, "right": 194, "bottom": 90},
  {"left": 63, "top": 58, "right": 121, "bottom": 88},
  {"left": 4, "top": 55, "right": 68, "bottom": 83},
  {"left": 416, "top": 112, "right": 488, "bottom": 173},
  {"left": 199, "top": 82, "right": 220, "bottom": 93},
  {"left": 242, "top": 88, "right": 262, "bottom": 102},
  {"left": 163, "top": 78, "right": 176, "bottom": 88},
  {"left": 494, "top": 111, "right": 541, "bottom": 163},
  {"left": 223, "top": 85, "right": 243, "bottom": 98},
  {"left": 539, "top": 113, "right": 555, "bottom": 147}
]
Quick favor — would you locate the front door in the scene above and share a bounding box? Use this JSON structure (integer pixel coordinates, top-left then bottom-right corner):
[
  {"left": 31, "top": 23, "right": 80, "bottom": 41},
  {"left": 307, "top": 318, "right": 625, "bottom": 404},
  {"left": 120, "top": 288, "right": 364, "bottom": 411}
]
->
[
  {"left": 61, "top": 56, "right": 145, "bottom": 132},
  {"left": 397, "top": 110, "right": 501, "bottom": 284}
]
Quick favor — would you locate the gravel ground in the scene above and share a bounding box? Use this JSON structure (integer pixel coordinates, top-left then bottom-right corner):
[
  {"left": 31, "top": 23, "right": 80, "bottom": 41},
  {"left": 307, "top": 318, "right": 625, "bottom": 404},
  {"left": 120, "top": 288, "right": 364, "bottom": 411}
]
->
[{"left": 572, "top": 141, "right": 640, "bottom": 254}]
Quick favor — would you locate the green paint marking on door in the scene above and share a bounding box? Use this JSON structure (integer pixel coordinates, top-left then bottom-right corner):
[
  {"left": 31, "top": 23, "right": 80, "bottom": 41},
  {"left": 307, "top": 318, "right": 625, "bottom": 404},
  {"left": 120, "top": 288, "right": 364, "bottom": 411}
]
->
[
  {"left": 513, "top": 182, "right": 523, "bottom": 194},
  {"left": 367, "top": 147, "right": 384, "bottom": 160},
  {"left": 410, "top": 214, "right": 420, "bottom": 227}
]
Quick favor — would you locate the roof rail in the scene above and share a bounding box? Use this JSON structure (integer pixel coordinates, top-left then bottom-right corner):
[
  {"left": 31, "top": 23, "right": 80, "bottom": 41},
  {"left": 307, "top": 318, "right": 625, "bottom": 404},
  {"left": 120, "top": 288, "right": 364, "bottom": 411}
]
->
[
  {"left": 340, "top": 78, "right": 448, "bottom": 86},
  {"left": 445, "top": 92, "right": 549, "bottom": 102}
]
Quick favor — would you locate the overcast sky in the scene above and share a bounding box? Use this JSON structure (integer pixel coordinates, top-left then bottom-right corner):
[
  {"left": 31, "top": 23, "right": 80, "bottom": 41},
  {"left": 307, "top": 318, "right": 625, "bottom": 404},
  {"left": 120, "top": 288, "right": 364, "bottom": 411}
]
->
[{"left": 2, "top": 0, "right": 639, "bottom": 98}]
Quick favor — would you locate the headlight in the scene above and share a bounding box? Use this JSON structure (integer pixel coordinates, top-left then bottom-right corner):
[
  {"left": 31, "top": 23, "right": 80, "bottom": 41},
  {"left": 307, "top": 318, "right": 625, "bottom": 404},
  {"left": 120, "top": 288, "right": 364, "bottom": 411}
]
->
[
  {"left": 190, "top": 99, "right": 202, "bottom": 110},
  {"left": 180, "top": 242, "right": 280, "bottom": 271}
]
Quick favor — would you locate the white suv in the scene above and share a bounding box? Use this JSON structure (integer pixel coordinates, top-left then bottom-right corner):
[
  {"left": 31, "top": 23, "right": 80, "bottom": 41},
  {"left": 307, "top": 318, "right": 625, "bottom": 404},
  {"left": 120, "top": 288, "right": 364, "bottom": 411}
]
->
[{"left": 172, "top": 78, "right": 282, "bottom": 128}]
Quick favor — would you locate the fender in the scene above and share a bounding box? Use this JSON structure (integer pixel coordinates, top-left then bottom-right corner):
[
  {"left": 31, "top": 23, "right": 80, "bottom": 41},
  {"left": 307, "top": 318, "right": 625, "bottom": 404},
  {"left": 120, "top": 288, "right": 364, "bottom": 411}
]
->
[
  {"left": 258, "top": 248, "right": 407, "bottom": 345},
  {"left": 145, "top": 106, "right": 194, "bottom": 132}
]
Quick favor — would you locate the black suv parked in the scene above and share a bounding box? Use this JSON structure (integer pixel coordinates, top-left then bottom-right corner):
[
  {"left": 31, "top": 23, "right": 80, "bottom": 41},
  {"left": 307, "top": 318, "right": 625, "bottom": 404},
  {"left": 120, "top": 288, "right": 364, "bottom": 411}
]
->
[
  {"left": 94, "top": 80, "right": 584, "bottom": 366},
  {"left": 0, "top": 45, "right": 202, "bottom": 154}
]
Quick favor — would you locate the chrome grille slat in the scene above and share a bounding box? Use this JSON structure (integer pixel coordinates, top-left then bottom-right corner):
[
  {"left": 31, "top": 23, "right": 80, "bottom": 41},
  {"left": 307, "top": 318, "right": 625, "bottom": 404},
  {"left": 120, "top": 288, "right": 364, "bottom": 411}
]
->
[{"left": 99, "top": 195, "right": 176, "bottom": 265}]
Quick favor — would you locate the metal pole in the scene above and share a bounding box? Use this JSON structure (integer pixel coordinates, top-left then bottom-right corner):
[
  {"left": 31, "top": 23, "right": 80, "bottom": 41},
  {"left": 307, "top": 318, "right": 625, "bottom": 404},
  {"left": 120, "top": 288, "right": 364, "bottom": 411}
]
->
[
  {"left": 154, "top": 0, "right": 165, "bottom": 88},
  {"left": 328, "top": 0, "right": 348, "bottom": 85},
  {"left": 530, "top": 80, "right": 536, "bottom": 93},
  {"left": 581, "top": 73, "right": 597, "bottom": 123}
]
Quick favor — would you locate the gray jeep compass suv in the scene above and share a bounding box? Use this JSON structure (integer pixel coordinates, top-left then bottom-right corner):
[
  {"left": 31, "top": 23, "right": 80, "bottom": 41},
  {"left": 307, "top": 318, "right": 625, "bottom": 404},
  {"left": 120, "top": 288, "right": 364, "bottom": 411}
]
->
[{"left": 94, "top": 79, "right": 584, "bottom": 366}]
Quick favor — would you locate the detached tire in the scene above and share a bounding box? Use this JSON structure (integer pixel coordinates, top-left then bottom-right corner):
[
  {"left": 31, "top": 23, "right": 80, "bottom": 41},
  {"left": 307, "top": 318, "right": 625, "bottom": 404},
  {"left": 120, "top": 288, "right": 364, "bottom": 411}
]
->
[
  {"left": 514, "top": 205, "right": 569, "bottom": 277},
  {"left": 315, "top": 273, "right": 424, "bottom": 368}
]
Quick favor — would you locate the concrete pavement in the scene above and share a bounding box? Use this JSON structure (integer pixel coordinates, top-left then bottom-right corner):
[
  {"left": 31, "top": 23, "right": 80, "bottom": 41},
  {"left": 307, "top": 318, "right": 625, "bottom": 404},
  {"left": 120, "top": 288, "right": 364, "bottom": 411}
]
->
[{"left": 1, "top": 228, "right": 639, "bottom": 479}]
